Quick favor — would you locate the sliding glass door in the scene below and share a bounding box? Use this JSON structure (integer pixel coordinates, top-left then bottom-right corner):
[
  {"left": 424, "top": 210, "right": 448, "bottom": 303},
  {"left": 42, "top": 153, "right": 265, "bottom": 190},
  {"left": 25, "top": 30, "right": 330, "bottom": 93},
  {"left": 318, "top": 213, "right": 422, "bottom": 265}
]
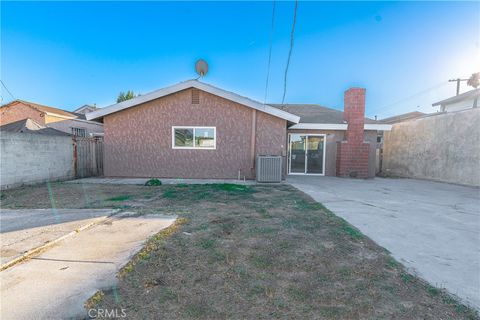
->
[
  {"left": 288, "top": 134, "right": 325, "bottom": 175},
  {"left": 306, "top": 136, "right": 324, "bottom": 174},
  {"left": 289, "top": 134, "right": 306, "bottom": 173}
]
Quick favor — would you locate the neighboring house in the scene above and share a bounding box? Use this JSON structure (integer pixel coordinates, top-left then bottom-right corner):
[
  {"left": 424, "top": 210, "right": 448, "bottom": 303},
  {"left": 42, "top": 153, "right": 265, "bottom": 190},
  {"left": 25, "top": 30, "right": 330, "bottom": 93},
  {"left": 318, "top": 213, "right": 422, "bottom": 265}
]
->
[
  {"left": 87, "top": 80, "right": 391, "bottom": 180},
  {"left": 0, "top": 118, "right": 70, "bottom": 136},
  {"left": 379, "top": 111, "right": 426, "bottom": 124},
  {"left": 432, "top": 88, "right": 479, "bottom": 112},
  {"left": 74, "top": 104, "right": 98, "bottom": 114},
  {"left": 0, "top": 100, "right": 103, "bottom": 137}
]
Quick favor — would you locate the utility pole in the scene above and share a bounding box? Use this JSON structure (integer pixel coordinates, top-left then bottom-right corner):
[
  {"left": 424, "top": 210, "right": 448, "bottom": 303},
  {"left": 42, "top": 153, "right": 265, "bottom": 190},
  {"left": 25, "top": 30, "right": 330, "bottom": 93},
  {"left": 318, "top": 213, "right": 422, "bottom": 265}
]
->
[{"left": 448, "top": 78, "right": 469, "bottom": 95}]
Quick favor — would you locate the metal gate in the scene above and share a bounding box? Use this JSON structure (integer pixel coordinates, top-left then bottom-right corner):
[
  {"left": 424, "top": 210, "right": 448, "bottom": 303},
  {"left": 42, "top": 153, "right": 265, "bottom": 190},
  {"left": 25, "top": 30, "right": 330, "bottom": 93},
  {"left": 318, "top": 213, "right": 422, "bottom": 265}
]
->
[{"left": 74, "top": 137, "right": 103, "bottom": 178}]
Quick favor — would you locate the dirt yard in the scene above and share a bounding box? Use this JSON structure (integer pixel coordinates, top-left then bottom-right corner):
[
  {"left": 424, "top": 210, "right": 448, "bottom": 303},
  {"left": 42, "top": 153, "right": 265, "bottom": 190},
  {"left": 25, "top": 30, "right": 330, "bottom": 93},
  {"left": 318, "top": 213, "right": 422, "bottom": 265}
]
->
[{"left": 1, "top": 182, "right": 477, "bottom": 319}]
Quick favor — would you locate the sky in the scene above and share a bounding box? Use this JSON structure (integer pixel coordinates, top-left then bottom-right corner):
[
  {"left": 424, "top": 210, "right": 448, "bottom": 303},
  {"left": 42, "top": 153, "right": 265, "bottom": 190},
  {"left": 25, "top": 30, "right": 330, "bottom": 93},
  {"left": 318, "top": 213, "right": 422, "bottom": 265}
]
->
[{"left": 1, "top": 1, "right": 479, "bottom": 118}]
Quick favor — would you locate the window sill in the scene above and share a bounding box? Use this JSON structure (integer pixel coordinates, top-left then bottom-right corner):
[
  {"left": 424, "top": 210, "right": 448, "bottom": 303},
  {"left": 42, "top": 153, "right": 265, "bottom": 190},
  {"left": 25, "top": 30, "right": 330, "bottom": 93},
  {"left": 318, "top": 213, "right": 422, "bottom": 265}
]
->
[{"left": 172, "top": 147, "right": 216, "bottom": 150}]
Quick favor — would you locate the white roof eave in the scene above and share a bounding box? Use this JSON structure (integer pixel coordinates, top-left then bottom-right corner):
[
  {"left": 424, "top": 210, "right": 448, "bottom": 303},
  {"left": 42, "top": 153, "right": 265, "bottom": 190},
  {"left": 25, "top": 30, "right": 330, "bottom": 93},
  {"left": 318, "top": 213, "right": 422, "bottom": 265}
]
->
[{"left": 288, "top": 123, "right": 392, "bottom": 131}]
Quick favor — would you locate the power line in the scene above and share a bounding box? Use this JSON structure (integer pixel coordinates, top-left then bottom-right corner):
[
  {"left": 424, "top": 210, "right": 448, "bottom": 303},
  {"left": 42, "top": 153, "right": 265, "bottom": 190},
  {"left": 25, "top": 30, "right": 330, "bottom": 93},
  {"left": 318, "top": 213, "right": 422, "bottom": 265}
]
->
[
  {"left": 281, "top": 0, "right": 298, "bottom": 104},
  {"left": 376, "top": 81, "right": 448, "bottom": 114},
  {"left": 263, "top": 0, "right": 276, "bottom": 104},
  {"left": 0, "top": 80, "right": 15, "bottom": 101}
]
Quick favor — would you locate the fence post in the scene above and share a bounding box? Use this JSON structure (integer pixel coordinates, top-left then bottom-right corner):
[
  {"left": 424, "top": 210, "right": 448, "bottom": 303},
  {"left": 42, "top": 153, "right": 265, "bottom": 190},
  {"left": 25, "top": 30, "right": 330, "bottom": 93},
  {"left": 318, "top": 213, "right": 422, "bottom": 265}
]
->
[{"left": 73, "top": 137, "right": 78, "bottom": 178}]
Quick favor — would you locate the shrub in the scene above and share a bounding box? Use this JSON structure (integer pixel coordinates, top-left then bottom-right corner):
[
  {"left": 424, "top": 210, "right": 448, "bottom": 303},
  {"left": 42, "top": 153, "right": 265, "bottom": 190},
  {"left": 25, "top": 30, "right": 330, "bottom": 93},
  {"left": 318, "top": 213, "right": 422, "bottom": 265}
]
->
[{"left": 145, "top": 178, "right": 162, "bottom": 186}]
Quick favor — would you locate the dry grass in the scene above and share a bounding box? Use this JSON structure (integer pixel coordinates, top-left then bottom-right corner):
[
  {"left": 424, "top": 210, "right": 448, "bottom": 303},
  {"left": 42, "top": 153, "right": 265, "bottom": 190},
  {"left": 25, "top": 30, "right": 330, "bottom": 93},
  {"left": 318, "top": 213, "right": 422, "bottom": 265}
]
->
[
  {"left": 0, "top": 182, "right": 150, "bottom": 209},
  {"left": 1, "top": 182, "right": 476, "bottom": 319}
]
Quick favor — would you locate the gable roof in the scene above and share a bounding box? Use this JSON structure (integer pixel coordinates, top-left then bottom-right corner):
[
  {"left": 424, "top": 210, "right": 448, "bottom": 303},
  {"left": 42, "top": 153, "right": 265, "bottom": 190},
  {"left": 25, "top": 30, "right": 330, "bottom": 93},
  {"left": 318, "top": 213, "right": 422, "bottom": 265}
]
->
[
  {"left": 268, "top": 104, "right": 391, "bottom": 131},
  {"left": 268, "top": 104, "right": 378, "bottom": 124},
  {"left": 379, "top": 111, "right": 426, "bottom": 124},
  {"left": 0, "top": 118, "right": 70, "bottom": 136},
  {"left": 1, "top": 100, "right": 78, "bottom": 119},
  {"left": 74, "top": 104, "right": 98, "bottom": 114},
  {"left": 432, "top": 88, "right": 480, "bottom": 107},
  {"left": 85, "top": 80, "right": 300, "bottom": 123}
]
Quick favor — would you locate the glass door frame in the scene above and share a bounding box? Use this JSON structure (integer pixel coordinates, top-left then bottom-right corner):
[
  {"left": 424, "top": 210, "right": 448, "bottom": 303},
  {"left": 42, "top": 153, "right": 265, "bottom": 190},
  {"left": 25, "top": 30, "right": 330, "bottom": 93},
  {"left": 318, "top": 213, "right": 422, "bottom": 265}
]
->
[{"left": 287, "top": 133, "right": 326, "bottom": 176}]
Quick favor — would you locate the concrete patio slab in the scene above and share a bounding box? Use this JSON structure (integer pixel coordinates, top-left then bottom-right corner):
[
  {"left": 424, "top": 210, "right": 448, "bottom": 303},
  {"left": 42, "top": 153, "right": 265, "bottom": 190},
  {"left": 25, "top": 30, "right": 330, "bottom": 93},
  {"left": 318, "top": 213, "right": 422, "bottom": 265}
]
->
[
  {"left": 67, "top": 177, "right": 256, "bottom": 185},
  {"left": 288, "top": 176, "right": 480, "bottom": 309},
  {"left": 0, "top": 212, "right": 177, "bottom": 320}
]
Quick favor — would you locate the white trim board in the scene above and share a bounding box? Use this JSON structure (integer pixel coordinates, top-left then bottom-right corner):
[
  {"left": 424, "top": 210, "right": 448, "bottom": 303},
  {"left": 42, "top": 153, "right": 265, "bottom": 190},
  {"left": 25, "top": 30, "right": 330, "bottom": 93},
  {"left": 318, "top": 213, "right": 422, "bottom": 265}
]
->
[
  {"left": 86, "top": 80, "right": 300, "bottom": 123},
  {"left": 288, "top": 123, "right": 392, "bottom": 131},
  {"left": 364, "top": 124, "right": 392, "bottom": 131},
  {"left": 289, "top": 123, "right": 348, "bottom": 130}
]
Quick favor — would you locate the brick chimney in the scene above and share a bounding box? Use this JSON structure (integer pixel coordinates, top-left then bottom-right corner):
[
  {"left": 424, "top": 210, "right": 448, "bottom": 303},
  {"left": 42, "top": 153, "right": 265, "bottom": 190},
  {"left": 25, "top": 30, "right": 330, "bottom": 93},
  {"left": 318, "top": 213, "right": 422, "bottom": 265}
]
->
[{"left": 336, "top": 88, "right": 370, "bottom": 178}]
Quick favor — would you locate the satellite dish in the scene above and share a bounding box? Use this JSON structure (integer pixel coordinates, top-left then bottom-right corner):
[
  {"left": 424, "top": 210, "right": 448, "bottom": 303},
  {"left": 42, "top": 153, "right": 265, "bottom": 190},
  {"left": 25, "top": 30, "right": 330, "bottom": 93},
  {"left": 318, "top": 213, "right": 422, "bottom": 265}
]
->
[{"left": 195, "top": 59, "right": 208, "bottom": 78}]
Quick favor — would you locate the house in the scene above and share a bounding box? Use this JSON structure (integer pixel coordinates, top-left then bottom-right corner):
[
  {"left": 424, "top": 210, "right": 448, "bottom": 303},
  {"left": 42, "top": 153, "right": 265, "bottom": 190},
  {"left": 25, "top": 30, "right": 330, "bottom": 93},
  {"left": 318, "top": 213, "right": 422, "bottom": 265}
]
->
[
  {"left": 0, "top": 100, "right": 104, "bottom": 137},
  {"left": 432, "top": 88, "right": 479, "bottom": 112},
  {"left": 74, "top": 104, "right": 98, "bottom": 115},
  {"left": 379, "top": 111, "right": 426, "bottom": 124},
  {"left": 86, "top": 80, "right": 391, "bottom": 180},
  {"left": 0, "top": 118, "right": 70, "bottom": 136}
]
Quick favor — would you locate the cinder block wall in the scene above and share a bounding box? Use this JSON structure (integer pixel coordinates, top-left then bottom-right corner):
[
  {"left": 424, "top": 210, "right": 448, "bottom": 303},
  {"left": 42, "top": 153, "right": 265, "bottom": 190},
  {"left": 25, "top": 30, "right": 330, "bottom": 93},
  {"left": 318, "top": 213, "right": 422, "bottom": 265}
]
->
[
  {"left": 0, "top": 132, "right": 74, "bottom": 189},
  {"left": 382, "top": 108, "right": 480, "bottom": 187}
]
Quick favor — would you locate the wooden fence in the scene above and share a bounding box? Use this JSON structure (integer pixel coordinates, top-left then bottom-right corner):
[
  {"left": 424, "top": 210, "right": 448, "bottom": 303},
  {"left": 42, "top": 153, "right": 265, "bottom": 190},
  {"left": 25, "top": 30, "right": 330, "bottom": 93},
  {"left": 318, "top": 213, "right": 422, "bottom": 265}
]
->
[{"left": 74, "top": 137, "right": 104, "bottom": 178}]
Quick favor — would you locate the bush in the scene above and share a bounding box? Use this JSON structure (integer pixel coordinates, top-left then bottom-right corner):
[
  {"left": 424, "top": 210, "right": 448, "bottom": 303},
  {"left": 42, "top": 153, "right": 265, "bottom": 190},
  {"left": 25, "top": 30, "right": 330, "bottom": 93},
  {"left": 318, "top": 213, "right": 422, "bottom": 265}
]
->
[{"left": 145, "top": 178, "right": 162, "bottom": 186}]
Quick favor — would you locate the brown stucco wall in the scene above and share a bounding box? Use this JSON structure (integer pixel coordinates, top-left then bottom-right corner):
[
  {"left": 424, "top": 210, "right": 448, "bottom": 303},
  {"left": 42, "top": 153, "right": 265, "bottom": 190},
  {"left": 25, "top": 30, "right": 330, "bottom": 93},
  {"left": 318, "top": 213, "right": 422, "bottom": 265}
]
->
[
  {"left": 286, "top": 129, "right": 377, "bottom": 178},
  {"left": 103, "top": 88, "right": 286, "bottom": 179},
  {"left": 0, "top": 103, "right": 46, "bottom": 126}
]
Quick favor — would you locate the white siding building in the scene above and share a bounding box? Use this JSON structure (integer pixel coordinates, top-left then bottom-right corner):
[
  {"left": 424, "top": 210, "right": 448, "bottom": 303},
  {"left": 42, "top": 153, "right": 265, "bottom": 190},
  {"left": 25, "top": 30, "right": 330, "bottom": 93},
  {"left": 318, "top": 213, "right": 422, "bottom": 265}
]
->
[{"left": 432, "top": 89, "right": 479, "bottom": 112}]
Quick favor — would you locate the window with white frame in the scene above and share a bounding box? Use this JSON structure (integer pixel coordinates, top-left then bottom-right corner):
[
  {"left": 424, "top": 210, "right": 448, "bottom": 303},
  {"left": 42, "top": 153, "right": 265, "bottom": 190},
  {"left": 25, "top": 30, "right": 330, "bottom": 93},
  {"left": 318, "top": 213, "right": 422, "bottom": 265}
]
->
[
  {"left": 71, "top": 127, "right": 87, "bottom": 137},
  {"left": 172, "top": 127, "right": 216, "bottom": 149}
]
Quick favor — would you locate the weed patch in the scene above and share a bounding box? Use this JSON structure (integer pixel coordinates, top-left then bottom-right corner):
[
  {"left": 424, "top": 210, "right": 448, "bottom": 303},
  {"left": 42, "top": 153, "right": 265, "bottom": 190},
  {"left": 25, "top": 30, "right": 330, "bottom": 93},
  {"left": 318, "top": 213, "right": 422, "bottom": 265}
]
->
[
  {"left": 293, "top": 198, "right": 325, "bottom": 211},
  {"left": 401, "top": 273, "right": 414, "bottom": 284},
  {"left": 255, "top": 207, "right": 272, "bottom": 218},
  {"left": 119, "top": 218, "right": 188, "bottom": 277},
  {"left": 386, "top": 257, "right": 399, "bottom": 269},
  {"left": 85, "top": 290, "right": 105, "bottom": 309},
  {"left": 158, "top": 287, "right": 178, "bottom": 303},
  {"left": 250, "top": 254, "right": 273, "bottom": 269},
  {"left": 184, "top": 302, "right": 210, "bottom": 318},
  {"left": 426, "top": 284, "right": 440, "bottom": 296},
  {"left": 163, "top": 190, "right": 178, "bottom": 199},
  {"left": 198, "top": 238, "right": 215, "bottom": 249},
  {"left": 208, "top": 183, "right": 252, "bottom": 193},
  {"left": 338, "top": 223, "right": 364, "bottom": 240},
  {"left": 107, "top": 195, "right": 133, "bottom": 202}
]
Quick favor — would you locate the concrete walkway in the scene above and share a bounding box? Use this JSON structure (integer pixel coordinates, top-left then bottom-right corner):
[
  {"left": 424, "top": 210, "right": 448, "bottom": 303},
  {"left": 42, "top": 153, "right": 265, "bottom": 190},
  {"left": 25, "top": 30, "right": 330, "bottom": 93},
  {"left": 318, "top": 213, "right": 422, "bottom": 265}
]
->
[
  {"left": 67, "top": 177, "right": 256, "bottom": 185},
  {"left": 1, "top": 209, "right": 116, "bottom": 266},
  {"left": 287, "top": 176, "right": 480, "bottom": 309},
  {"left": 1, "top": 212, "right": 176, "bottom": 320}
]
